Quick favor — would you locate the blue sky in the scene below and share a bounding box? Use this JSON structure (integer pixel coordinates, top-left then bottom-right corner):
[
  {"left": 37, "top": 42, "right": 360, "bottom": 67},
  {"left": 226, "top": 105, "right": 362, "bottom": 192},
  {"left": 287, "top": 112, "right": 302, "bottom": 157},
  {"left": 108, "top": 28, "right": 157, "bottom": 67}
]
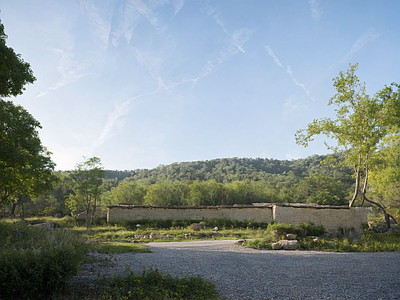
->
[{"left": 2, "top": 0, "right": 399, "bottom": 170}]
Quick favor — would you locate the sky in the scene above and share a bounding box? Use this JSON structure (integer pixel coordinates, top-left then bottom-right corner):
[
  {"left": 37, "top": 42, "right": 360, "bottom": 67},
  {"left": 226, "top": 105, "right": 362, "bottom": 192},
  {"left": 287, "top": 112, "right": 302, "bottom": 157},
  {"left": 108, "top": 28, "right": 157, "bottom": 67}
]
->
[{"left": 2, "top": 0, "right": 399, "bottom": 171}]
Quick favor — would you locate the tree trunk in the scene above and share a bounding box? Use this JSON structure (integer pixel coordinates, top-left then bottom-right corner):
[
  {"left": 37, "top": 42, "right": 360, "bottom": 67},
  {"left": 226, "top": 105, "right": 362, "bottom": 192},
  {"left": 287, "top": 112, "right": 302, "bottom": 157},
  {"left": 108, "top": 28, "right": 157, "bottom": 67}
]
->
[
  {"left": 364, "top": 197, "right": 391, "bottom": 230},
  {"left": 349, "top": 166, "right": 360, "bottom": 207}
]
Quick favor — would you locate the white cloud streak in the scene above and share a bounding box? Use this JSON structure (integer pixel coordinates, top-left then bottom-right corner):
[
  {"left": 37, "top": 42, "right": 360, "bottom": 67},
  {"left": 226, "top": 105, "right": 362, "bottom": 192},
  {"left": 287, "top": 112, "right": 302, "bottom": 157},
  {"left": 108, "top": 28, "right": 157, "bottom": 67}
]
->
[
  {"left": 340, "top": 28, "right": 383, "bottom": 64},
  {"left": 286, "top": 65, "right": 314, "bottom": 101},
  {"left": 265, "top": 46, "right": 283, "bottom": 68},
  {"left": 80, "top": 0, "right": 111, "bottom": 50},
  {"left": 94, "top": 0, "right": 253, "bottom": 150},
  {"left": 91, "top": 88, "right": 161, "bottom": 152},
  {"left": 173, "top": 0, "right": 185, "bottom": 15},
  {"left": 134, "top": 48, "right": 165, "bottom": 88},
  {"left": 282, "top": 94, "right": 310, "bottom": 121},
  {"left": 309, "top": 0, "right": 323, "bottom": 21}
]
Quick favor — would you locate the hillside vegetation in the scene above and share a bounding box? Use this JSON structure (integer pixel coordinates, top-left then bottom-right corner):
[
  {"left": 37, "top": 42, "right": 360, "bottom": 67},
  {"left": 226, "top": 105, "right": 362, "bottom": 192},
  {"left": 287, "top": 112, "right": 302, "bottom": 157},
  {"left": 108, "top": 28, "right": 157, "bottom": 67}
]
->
[{"left": 5, "top": 154, "right": 358, "bottom": 219}]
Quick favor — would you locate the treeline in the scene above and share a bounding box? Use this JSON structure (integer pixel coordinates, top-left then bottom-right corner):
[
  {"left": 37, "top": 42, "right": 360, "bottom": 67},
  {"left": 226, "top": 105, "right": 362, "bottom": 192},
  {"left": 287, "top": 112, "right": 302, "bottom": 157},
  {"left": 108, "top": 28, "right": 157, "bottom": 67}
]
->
[{"left": 10, "top": 154, "right": 356, "bottom": 217}]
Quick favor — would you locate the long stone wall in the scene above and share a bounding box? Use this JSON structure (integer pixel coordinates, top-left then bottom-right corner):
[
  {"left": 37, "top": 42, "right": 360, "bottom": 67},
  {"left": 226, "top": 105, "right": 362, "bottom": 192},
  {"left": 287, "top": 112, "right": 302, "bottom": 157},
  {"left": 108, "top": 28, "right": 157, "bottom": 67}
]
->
[
  {"left": 272, "top": 205, "right": 371, "bottom": 234},
  {"left": 107, "top": 203, "right": 371, "bottom": 233},
  {"left": 107, "top": 205, "right": 273, "bottom": 223}
]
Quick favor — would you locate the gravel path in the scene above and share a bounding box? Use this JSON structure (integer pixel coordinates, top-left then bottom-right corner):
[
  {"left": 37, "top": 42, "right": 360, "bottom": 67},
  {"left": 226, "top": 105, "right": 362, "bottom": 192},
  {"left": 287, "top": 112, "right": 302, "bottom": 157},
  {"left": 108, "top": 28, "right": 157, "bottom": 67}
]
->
[{"left": 74, "top": 240, "right": 400, "bottom": 299}]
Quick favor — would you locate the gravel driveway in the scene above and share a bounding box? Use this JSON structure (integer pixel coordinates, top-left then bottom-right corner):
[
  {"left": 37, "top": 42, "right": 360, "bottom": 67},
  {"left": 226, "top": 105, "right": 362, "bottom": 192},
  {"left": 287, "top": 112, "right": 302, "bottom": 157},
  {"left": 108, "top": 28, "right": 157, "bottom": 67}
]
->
[{"left": 77, "top": 240, "right": 400, "bottom": 299}]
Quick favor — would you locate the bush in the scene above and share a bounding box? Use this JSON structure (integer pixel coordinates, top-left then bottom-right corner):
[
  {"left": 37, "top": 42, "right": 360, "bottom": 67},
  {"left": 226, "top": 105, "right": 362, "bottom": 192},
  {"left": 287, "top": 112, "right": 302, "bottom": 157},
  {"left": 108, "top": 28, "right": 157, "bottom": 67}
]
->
[
  {"left": 98, "top": 269, "right": 219, "bottom": 300},
  {"left": 0, "top": 222, "right": 88, "bottom": 299},
  {"left": 298, "top": 222, "right": 325, "bottom": 237}
]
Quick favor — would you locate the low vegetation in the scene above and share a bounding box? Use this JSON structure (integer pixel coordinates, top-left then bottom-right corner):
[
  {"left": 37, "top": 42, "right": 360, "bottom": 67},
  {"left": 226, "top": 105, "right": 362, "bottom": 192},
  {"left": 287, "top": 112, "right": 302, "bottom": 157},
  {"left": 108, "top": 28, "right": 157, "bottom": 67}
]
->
[
  {"left": 0, "top": 219, "right": 220, "bottom": 299},
  {"left": 246, "top": 222, "right": 400, "bottom": 252}
]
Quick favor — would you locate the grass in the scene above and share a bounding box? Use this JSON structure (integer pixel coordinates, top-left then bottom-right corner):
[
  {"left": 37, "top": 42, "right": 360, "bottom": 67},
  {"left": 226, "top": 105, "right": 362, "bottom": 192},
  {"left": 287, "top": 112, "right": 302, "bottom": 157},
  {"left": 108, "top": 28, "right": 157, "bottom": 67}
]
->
[
  {"left": 94, "top": 241, "right": 151, "bottom": 254},
  {"left": 63, "top": 268, "right": 220, "bottom": 300}
]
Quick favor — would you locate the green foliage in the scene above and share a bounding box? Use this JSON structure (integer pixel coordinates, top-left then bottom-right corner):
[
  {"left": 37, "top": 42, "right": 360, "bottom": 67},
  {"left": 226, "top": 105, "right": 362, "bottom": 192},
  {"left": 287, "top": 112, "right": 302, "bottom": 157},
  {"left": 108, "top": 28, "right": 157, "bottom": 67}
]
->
[
  {"left": 96, "top": 269, "right": 219, "bottom": 300},
  {"left": 369, "top": 131, "right": 400, "bottom": 213},
  {"left": 0, "top": 99, "right": 57, "bottom": 207},
  {"left": 295, "top": 63, "right": 400, "bottom": 210},
  {"left": 67, "top": 157, "right": 105, "bottom": 230},
  {"left": 298, "top": 222, "right": 326, "bottom": 237},
  {"left": 0, "top": 222, "right": 87, "bottom": 299},
  {"left": 103, "top": 181, "right": 148, "bottom": 206},
  {"left": 0, "top": 19, "right": 36, "bottom": 98}
]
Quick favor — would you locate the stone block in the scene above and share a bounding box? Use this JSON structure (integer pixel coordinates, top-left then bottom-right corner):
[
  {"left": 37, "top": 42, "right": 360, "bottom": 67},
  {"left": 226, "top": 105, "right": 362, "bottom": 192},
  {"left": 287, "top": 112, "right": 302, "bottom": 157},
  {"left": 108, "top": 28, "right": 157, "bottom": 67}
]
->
[
  {"left": 272, "top": 242, "right": 282, "bottom": 250},
  {"left": 286, "top": 233, "right": 297, "bottom": 240},
  {"left": 278, "top": 240, "right": 299, "bottom": 250}
]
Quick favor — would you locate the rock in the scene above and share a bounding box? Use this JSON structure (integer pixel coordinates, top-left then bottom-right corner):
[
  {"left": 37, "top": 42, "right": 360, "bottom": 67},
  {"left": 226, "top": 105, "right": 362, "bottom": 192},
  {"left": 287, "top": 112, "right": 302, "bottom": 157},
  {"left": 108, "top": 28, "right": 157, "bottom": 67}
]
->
[
  {"left": 278, "top": 240, "right": 299, "bottom": 250},
  {"left": 271, "top": 242, "right": 282, "bottom": 250},
  {"left": 286, "top": 234, "right": 297, "bottom": 240},
  {"left": 191, "top": 223, "right": 202, "bottom": 231},
  {"left": 199, "top": 221, "right": 206, "bottom": 228}
]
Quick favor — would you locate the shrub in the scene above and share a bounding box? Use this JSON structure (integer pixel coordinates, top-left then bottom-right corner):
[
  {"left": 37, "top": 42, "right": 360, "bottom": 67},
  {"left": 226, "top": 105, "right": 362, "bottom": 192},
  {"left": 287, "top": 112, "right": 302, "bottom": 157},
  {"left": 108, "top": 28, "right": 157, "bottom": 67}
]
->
[
  {"left": 0, "top": 222, "right": 88, "bottom": 299},
  {"left": 298, "top": 222, "right": 325, "bottom": 237},
  {"left": 98, "top": 269, "right": 219, "bottom": 300}
]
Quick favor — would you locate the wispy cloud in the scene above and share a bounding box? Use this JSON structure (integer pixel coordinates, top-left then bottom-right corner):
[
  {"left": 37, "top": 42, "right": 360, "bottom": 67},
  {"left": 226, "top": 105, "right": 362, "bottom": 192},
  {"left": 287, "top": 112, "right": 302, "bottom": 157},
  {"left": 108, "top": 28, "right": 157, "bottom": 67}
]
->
[
  {"left": 282, "top": 94, "right": 310, "bottom": 121},
  {"left": 36, "top": 48, "right": 90, "bottom": 97},
  {"left": 286, "top": 65, "right": 314, "bottom": 101},
  {"left": 111, "top": 0, "right": 173, "bottom": 46},
  {"left": 309, "top": 0, "right": 323, "bottom": 21},
  {"left": 173, "top": 0, "right": 185, "bottom": 16},
  {"left": 265, "top": 46, "right": 284, "bottom": 68},
  {"left": 94, "top": 0, "right": 254, "bottom": 150},
  {"left": 91, "top": 88, "right": 161, "bottom": 151},
  {"left": 339, "top": 28, "right": 383, "bottom": 64},
  {"left": 80, "top": 0, "right": 112, "bottom": 50},
  {"left": 134, "top": 48, "right": 165, "bottom": 88}
]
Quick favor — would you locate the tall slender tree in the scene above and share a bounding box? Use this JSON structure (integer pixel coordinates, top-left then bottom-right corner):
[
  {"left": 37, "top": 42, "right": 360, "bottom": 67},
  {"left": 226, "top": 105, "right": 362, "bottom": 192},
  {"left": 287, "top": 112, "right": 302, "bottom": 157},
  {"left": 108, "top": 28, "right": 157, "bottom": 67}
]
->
[{"left": 295, "top": 64, "right": 399, "bottom": 229}]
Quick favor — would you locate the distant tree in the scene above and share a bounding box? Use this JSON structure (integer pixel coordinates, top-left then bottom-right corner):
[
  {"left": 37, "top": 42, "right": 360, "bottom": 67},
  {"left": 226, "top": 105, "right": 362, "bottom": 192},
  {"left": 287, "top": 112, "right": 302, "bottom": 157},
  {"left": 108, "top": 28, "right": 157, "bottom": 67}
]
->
[
  {"left": 67, "top": 157, "right": 105, "bottom": 230},
  {"left": 103, "top": 181, "right": 147, "bottom": 206},
  {"left": 143, "top": 182, "right": 187, "bottom": 206},
  {"left": 295, "top": 63, "right": 399, "bottom": 229}
]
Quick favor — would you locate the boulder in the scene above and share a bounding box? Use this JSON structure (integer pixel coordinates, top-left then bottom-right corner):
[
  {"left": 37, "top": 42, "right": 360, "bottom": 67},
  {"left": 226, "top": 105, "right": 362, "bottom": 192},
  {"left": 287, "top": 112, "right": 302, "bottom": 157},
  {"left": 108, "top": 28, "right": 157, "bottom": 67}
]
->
[
  {"left": 191, "top": 223, "right": 202, "bottom": 231},
  {"left": 286, "top": 234, "right": 297, "bottom": 240},
  {"left": 271, "top": 242, "right": 282, "bottom": 250},
  {"left": 278, "top": 240, "right": 299, "bottom": 250}
]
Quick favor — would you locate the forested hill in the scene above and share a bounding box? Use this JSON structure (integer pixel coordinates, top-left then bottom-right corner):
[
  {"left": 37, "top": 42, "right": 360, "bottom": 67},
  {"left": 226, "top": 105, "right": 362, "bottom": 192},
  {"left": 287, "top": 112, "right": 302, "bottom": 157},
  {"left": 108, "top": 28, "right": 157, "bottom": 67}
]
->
[{"left": 104, "top": 154, "right": 353, "bottom": 185}]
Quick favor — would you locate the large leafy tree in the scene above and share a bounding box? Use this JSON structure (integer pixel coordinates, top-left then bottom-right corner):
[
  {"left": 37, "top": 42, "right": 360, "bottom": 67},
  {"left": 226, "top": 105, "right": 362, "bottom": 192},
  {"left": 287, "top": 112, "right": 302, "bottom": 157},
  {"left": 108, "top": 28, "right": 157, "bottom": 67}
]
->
[
  {"left": 0, "top": 19, "right": 36, "bottom": 97},
  {"left": 67, "top": 157, "right": 105, "bottom": 230},
  {"left": 370, "top": 132, "right": 400, "bottom": 214},
  {"left": 295, "top": 64, "right": 399, "bottom": 229},
  {"left": 0, "top": 19, "right": 56, "bottom": 209}
]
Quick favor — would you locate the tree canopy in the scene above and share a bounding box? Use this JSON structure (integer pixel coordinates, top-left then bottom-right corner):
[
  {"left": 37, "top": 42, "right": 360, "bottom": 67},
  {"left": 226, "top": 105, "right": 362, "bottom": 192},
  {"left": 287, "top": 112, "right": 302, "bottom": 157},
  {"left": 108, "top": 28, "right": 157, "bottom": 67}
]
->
[
  {"left": 67, "top": 157, "right": 105, "bottom": 230},
  {"left": 0, "top": 19, "right": 56, "bottom": 208},
  {"left": 0, "top": 19, "right": 36, "bottom": 98},
  {"left": 295, "top": 63, "right": 400, "bottom": 228}
]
